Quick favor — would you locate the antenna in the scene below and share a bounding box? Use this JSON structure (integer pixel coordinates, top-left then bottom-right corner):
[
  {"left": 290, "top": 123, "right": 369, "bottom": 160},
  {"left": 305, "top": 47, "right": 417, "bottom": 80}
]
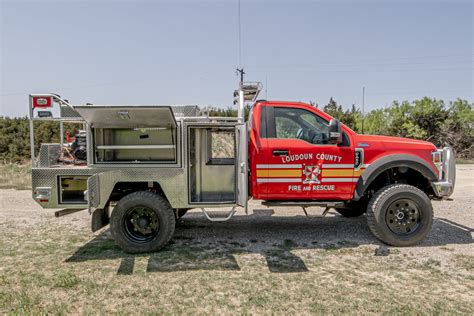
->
[
  {"left": 265, "top": 75, "right": 268, "bottom": 99},
  {"left": 236, "top": 67, "right": 245, "bottom": 84},
  {"left": 238, "top": 0, "right": 242, "bottom": 68}
]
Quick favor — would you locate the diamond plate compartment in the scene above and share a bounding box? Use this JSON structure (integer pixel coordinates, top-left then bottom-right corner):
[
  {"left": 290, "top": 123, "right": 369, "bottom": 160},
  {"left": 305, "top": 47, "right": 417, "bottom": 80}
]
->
[
  {"left": 60, "top": 105, "right": 82, "bottom": 118},
  {"left": 171, "top": 105, "right": 200, "bottom": 117},
  {"left": 38, "top": 144, "right": 61, "bottom": 167},
  {"left": 32, "top": 166, "right": 187, "bottom": 209}
]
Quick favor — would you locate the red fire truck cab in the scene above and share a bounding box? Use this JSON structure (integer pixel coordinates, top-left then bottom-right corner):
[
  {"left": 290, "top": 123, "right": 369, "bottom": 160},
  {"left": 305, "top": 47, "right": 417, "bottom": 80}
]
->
[{"left": 247, "top": 100, "right": 455, "bottom": 247}]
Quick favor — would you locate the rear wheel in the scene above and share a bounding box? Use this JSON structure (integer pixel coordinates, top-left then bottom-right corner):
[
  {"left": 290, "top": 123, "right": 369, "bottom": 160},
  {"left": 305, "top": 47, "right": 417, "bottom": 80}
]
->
[
  {"left": 366, "top": 184, "right": 433, "bottom": 246},
  {"left": 110, "top": 191, "right": 175, "bottom": 253}
]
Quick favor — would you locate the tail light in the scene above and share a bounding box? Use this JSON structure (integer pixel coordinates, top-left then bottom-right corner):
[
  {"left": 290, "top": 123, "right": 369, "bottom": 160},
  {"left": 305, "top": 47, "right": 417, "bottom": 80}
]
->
[
  {"left": 33, "top": 187, "right": 51, "bottom": 202},
  {"left": 32, "top": 96, "right": 53, "bottom": 108}
]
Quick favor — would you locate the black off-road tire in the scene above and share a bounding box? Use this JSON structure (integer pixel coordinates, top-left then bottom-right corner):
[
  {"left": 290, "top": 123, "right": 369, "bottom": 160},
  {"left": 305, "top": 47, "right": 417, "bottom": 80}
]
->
[
  {"left": 110, "top": 191, "right": 175, "bottom": 253},
  {"left": 336, "top": 199, "right": 368, "bottom": 217},
  {"left": 366, "top": 184, "right": 433, "bottom": 247}
]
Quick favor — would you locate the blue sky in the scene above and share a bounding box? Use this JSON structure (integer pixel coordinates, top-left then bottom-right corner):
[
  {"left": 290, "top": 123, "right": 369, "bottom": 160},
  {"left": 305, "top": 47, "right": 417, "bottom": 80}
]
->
[{"left": 1, "top": 0, "right": 472, "bottom": 117}]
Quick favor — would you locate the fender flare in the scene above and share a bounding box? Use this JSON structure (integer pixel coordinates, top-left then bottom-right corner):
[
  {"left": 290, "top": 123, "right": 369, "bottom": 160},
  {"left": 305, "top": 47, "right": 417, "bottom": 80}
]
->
[{"left": 353, "top": 154, "right": 438, "bottom": 201}]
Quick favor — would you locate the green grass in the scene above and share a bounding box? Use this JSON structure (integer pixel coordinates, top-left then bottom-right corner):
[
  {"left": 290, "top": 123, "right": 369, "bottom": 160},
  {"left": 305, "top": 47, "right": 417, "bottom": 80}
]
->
[
  {"left": 0, "top": 163, "right": 31, "bottom": 190},
  {"left": 2, "top": 219, "right": 473, "bottom": 315},
  {"left": 53, "top": 271, "right": 81, "bottom": 288}
]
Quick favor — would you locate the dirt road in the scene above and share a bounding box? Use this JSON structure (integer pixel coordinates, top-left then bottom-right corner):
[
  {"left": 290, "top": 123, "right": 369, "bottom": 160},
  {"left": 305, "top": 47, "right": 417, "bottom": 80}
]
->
[{"left": 1, "top": 166, "right": 473, "bottom": 314}]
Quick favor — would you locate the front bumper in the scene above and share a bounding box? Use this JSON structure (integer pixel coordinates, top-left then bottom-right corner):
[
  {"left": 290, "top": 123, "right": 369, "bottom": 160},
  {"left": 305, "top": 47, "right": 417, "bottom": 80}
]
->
[{"left": 432, "top": 147, "right": 456, "bottom": 198}]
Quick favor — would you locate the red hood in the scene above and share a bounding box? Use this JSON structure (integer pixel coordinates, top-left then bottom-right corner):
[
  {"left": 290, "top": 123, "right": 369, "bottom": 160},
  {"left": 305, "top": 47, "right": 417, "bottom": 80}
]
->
[
  {"left": 354, "top": 134, "right": 437, "bottom": 150},
  {"left": 352, "top": 134, "right": 437, "bottom": 169}
]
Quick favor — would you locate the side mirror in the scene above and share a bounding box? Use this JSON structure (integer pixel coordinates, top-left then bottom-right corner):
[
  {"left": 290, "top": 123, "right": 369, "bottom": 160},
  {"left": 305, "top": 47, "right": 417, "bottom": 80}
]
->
[{"left": 329, "top": 119, "right": 343, "bottom": 145}]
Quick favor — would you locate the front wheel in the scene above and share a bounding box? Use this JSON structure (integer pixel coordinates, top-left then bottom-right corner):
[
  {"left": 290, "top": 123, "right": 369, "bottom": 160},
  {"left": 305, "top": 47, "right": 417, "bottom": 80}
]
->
[
  {"left": 366, "top": 184, "right": 433, "bottom": 247},
  {"left": 110, "top": 191, "right": 176, "bottom": 253}
]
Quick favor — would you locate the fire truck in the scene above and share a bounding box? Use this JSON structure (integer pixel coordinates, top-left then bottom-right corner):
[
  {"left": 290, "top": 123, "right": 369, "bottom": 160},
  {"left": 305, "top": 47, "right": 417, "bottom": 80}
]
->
[{"left": 29, "top": 84, "right": 455, "bottom": 253}]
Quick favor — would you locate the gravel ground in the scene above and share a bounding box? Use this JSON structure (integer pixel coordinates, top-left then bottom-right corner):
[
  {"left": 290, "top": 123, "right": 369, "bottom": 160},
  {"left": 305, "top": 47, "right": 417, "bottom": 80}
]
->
[
  {"left": 0, "top": 165, "right": 473, "bottom": 314},
  {"left": 2, "top": 166, "right": 472, "bottom": 258}
]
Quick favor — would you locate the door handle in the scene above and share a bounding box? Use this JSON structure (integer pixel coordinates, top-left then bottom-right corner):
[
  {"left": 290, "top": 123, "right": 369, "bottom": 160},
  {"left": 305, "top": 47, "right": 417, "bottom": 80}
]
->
[{"left": 273, "top": 149, "right": 289, "bottom": 156}]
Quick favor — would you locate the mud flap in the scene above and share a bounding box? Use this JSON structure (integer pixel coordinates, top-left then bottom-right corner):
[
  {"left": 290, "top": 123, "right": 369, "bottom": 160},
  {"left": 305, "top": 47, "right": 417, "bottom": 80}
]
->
[
  {"left": 87, "top": 174, "right": 100, "bottom": 212},
  {"left": 87, "top": 173, "right": 109, "bottom": 232},
  {"left": 91, "top": 208, "right": 109, "bottom": 232}
]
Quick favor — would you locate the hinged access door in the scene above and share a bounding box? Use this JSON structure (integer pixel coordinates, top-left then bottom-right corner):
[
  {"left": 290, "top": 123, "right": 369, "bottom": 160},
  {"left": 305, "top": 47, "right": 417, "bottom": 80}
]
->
[
  {"left": 74, "top": 106, "right": 176, "bottom": 129},
  {"left": 236, "top": 123, "right": 248, "bottom": 210},
  {"left": 188, "top": 126, "right": 237, "bottom": 204}
]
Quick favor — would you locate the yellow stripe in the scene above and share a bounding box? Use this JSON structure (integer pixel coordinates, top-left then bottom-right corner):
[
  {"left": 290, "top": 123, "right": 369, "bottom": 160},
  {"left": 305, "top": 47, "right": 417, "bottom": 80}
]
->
[
  {"left": 354, "top": 169, "right": 365, "bottom": 177},
  {"left": 322, "top": 169, "right": 353, "bottom": 177},
  {"left": 256, "top": 169, "right": 301, "bottom": 178},
  {"left": 322, "top": 168, "right": 365, "bottom": 177}
]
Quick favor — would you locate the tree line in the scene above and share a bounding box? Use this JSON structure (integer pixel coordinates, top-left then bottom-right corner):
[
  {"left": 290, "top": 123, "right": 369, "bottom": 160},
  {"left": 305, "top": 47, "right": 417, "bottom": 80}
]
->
[
  {"left": 1, "top": 97, "right": 472, "bottom": 163},
  {"left": 319, "top": 97, "right": 473, "bottom": 159},
  {"left": 209, "top": 97, "right": 473, "bottom": 160}
]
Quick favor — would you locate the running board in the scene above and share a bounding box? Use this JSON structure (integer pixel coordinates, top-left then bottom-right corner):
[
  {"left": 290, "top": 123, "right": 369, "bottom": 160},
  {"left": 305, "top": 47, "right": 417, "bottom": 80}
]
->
[
  {"left": 262, "top": 201, "right": 344, "bottom": 218},
  {"left": 54, "top": 208, "right": 86, "bottom": 217},
  {"left": 262, "top": 201, "right": 345, "bottom": 208},
  {"left": 201, "top": 207, "right": 237, "bottom": 222}
]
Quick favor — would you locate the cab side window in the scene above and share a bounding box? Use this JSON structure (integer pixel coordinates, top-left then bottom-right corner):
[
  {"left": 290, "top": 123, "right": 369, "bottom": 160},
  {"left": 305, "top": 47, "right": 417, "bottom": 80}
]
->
[
  {"left": 272, "top": 107, "right": 330, "bottom": 145},
  {"left": 276, "top": 116, "right": 300, "bottom": 139}
]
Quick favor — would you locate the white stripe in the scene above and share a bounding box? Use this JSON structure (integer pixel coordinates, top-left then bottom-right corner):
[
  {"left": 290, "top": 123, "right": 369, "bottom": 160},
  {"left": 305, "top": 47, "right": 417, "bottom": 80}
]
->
[
  {"left": 322, "top": 178, "right": 359, "bottom": 183},
  {"left": 256, "top": 178, "right": 302, "bottom": 183},
  {"left": 256, "top": 164, "right": 302, "bottom": 169},
  {"left": 256, "top": 163, "right": 370, "bottom": 169},
  {"left": 322, "top": 164, "right": 354, "bottom": 169},
  {"left": 322, "top": 164, "right": 370, "bottom": 169}
]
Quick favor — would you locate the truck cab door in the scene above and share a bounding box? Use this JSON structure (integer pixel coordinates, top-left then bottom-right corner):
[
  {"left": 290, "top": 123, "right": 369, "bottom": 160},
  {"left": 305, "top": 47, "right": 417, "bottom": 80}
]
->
[{"left": 259, "top": 105, "right": 354, "bottom": 201}]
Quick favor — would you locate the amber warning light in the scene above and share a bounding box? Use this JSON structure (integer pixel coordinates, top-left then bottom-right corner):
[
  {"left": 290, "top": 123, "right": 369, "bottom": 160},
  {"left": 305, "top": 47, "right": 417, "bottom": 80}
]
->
[{"left": 32, "top": 96, "right": 53, "bottom": 108}]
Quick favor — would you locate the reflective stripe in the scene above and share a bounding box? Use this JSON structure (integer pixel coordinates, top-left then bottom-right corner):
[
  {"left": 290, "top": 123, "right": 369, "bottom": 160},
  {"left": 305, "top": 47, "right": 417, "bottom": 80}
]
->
[
  {"left": 321, "top": 178, "right": 358, "bottom": 183},
  {"left": 258, "top": 163, "right": 370, "bottom": 169},
  {"left": 322, "top": 169, "right": 354, "bottom": 177},
  {"left": 354, "top": 169, "right": 365, "bottom": 177},
  {"left": 256, "top": 169, "right": 301, "bottom": 178},
  {"left": 321, "top": 169, "right": 365, "bottom": 177},
  {"left": 322, "top": 164, "right": 370, "bottom": 169},
  {"left": 256, "top": 178, "right": 302, "bottom": 183},
  {"left": 256, "top": 164, "right": 302, "bottom": 169},
  {"left": 321, "top": 164, "right": 354, "bottom": 168}
]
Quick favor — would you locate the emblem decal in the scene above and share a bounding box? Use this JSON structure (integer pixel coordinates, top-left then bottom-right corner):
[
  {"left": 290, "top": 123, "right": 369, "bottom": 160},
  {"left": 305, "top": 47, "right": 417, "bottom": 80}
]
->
[{"left": 303, "top": 165, "right": 321, "bottom": 184}]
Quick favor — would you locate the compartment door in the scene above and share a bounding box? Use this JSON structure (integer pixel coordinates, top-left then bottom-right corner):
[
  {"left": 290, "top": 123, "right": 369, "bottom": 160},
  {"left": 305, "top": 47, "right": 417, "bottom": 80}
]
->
[
  {"left": 74, "top": 106, "right": 176, "bottom": 129},
  {"left": 236, "top": 123, "right": 248, "bottom": 209},
  {"left": 188, "top": 127, "right": 236, "bottom": 204}
]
